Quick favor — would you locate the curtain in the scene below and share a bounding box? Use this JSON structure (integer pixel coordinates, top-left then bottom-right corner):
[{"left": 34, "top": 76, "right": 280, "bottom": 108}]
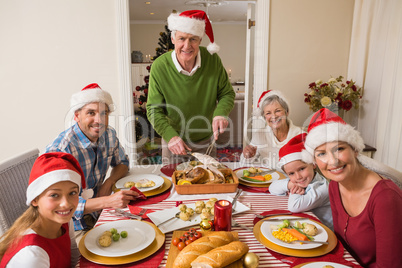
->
[{"left": 348, "top": 0, "right": 402, "bottom": 172}]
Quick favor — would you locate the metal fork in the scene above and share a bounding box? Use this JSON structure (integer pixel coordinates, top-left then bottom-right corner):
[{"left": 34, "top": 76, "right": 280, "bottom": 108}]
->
[
  {"left": 112, "top": 209, "right": 142, "bottom": 220},
  {"left": 205, "top": 139, "right": 216, "bottom": 156},
  {"left": 137, "top": 208, "right": 147, "bottom": 216},
  {"left": 232, "top": 219, "right": 253, "bottom": 232}
]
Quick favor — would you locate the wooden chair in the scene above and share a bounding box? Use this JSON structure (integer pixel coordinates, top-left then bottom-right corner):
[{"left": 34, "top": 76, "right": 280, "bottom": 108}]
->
[
  {"left": 358, "top": 154, "right": 402, "bottom": 189},
  {"left": 0, "top": 148, "right": 39, "bottom": 235}
]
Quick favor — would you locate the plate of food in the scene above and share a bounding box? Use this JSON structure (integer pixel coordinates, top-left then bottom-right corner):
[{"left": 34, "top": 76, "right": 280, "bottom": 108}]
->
[
  {"left": 115, "top": 174, "right": 164, "bottom": 192},
  {"left": 260, "top": 216, "right": 328, "bottom": 250},
  {"left": 234, "top": 167, "right": 283, "bottom": 185},
  {"left": 294, "top": 262, "right": 352, "bottom": 268},
  {"left": 148, "top": 196, "right": 250, "bottom": 233},
  {"left": 84, "top": 220, "right": 156, "bottom": 257},
  {"left": 79, "top": 221, "right": 165, "bottom": 265}
]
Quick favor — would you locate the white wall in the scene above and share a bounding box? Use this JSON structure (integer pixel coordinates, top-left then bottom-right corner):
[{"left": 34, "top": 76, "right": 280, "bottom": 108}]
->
[
  {"left": 0, "top": 0, "right": 122, "bottom": 162},
  {"left": 268, "top": 0, "right": 355, "bottom": 127},
  {"left": 0, "top": 0, "right": 354, "bottom": 162},
  {"left": 130, "top": 23, "right": 247, "bottom": 84}
]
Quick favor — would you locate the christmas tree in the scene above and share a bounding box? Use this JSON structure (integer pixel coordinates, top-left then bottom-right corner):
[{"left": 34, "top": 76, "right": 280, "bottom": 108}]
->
[
  {"left": 133, "top": 65, "right": 155, "bottom": 141},
  {"left": 134, "top": 23, "right": 175, "bottom": 141},
  {"left": 152, "top": 24, "right": 175, "bottom": 61}
]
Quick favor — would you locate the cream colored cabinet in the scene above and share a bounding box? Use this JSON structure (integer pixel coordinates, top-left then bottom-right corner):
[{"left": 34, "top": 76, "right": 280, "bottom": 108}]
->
[{"left": 132, "top": 63, "right": 150, "bottom": 88}]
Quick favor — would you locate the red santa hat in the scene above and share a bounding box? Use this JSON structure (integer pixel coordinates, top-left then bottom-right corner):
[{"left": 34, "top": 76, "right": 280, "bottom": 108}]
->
[
  {"left": 254, "top": 90, "right": 290, "bottom": 116},
  {"left": 301, "top": 108, "right": 365, "bottom": 164},
  {"left": 70, "top": 83, "right": 115, "bottom": 113},
  {"left": 26, "top": 152, "right": 86, "bottom": 206},
  {"left": 167, "top": 10, "right": 219, "bottom": 54},
  {"left": 278, "top": 133, "right": 307, "bottom": 169}
]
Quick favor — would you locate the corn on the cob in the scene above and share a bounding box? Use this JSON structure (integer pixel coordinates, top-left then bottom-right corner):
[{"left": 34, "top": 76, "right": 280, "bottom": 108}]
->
[{"left": 272, "top": 229, "right": 298, "bottom": 243}]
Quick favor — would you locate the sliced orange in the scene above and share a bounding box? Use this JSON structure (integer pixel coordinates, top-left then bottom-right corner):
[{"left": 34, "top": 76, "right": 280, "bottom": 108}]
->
[{"left": 178, "top": 179, "right": 192, "bottom": 185}]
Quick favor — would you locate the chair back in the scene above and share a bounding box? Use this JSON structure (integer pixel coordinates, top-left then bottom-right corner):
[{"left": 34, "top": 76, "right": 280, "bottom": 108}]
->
[
  {"left": 358, "top": 154, "right": 402, "bottom": 189},
  {"left": 0, "top": 148, "right": 39, "bottom": 235}
]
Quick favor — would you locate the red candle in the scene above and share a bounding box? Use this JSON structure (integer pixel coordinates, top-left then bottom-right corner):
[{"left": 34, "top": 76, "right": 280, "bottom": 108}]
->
[{"left": 214, "top": 200, "right": 232, "bottom": 231}]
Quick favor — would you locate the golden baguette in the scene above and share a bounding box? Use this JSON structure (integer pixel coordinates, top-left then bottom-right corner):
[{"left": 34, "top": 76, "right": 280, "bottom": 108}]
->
[
  {"left": 190, "top": 241, "right": 249, "bottom": 268},
  {"left": 173, "top": 231, "right": 235, "bottom": 268}
]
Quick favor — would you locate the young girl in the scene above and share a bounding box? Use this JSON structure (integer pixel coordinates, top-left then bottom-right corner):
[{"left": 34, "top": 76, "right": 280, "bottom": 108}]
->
[
  {"left": 0, "top": 152, "right": 85, "bottom": 267},
  {"left": 269, "top": 133, "right": 333, "bottom": 230},
  {"left": 302, "top": 108, "right": 402, "bottom": 267}
]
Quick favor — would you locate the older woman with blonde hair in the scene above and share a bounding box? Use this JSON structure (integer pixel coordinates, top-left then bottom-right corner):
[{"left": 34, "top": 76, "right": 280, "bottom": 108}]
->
[
  {"left": 241, "top": 90, "right": 304, "bottom": 168},
  {"left": 301, "top": 108, "right": 402, "bottom": 268}
]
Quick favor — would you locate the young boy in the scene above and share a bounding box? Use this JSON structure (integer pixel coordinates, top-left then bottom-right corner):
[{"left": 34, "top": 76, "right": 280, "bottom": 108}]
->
[{"left": 269, "top": 133, "right": 333, "bottom": 230}]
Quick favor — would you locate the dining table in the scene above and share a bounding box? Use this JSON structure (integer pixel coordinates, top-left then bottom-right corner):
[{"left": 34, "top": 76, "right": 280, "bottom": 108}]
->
[{"left": 77, "top": 162, "right": 362, "bottom": 268}]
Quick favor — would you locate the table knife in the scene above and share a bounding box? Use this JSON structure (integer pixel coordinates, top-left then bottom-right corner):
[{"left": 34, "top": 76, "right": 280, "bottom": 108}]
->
[
  {"left": 255, "top": 212, "right": 293, "bottom": 219},
  {"left": 265, "top": 217, "right": 309, "bottom": 221},
  {"left": 248, "top": 170, "right": 277, "bottom": 177},
  {"left": 292, "top": 240, "right": 329, "bottom": 245},
  {"left": 110, "top": 209, "right": 142, "bottom": 220}
]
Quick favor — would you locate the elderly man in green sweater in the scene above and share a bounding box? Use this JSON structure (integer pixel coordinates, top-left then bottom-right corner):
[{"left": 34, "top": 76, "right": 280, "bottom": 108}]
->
[{"left": 146, "top": 10, "right": 235, "bottom": 164}]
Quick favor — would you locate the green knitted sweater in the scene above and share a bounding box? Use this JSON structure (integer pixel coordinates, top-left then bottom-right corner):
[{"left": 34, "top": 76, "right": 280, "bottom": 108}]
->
[{"left": 146, "top": 47, "right": 235, "bottom": 143}]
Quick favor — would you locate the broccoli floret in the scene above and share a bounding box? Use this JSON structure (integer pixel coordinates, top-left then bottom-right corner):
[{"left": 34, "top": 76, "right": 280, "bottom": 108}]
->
[
  {"left": 278, "top": 219, "right": 290, "bottom": 229},
  {"left": 294, "top": 221, "right": 304, "bottom": 229}
]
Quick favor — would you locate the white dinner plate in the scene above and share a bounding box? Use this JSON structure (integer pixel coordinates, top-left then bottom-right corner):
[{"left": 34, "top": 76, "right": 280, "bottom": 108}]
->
[
  {"left": 299, "top": 262, "right": 351, "bottom": 268},
  {"left": 115, "top": 174, "right": 164, "bottom": 192},
  {"left": 235, "top": 167, "right": 281, "bottom": 184},
  {"left": 84, "top": 220, "right": 155, "bottom": 257},
  {"left": 148, "top": 196, "right": 250, "bottom": 233},
  {"left": 260, "top": 216, "right": 328, "bottom": 250}
]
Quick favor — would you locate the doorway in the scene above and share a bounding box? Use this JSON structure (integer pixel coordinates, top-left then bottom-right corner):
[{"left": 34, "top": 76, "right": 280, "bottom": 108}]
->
[{"left": 116, "top": 0, "right": 269, "bottom": 165}]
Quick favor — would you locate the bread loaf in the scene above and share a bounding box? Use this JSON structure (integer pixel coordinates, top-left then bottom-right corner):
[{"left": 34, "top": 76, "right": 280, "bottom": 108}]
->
[
  {"left": 191, "top": 241, "right": 249, "bottom": 268},
  {"left": 173, "top": 231, "right": 235, "bottom": 268}
]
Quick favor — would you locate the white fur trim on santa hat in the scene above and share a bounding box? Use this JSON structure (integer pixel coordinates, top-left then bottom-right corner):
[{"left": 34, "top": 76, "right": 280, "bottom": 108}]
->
[
  {"left": 168, "top": 13, "right": 205, "bottom": 38},
  {"left": 207, "top": 42, "right": 220, "bottom": 54},
  {"left": 302, "top": 122, "right": 365, "bottom": 164},
  {"left": 301, "top": 149, "right": 315, "bottom": 164},
  {"left": 278, "top": 152, "right": 303, "bottom": 169},
  {"left": 26, "top": 169, "right": 81, "bottom": 205},
  {"left": 70, "top": 87, "right": 115, "bottom": 112}
]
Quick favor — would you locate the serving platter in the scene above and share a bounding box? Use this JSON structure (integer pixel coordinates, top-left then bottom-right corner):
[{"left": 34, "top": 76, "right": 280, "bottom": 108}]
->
[
  {"left": 176, "top": 161, "right": 227, "bottom": 171},
  {"left": 233, "top": 167, "right": 286, "bottom": 186},
  {"left": 260, "top": 216, "right": 328, "bottom": 250},
  {"left": 79, "top": 221, "right": 165, "bottom": 265},
  {"left": 172, "top": 168, "right": 239, "bottom": 195},
  {"left": 165, "top": 231, "right": 242, "bottom": 268},
  {"left": 84, "top": 220, "right": 155, "bottom": 257},
  {"left": 115, "top": 174, "right": 164, "bottom": 192},
  {"left": 148, "top": 196, "right": 250, "bottom": 233},
  {"left": 253, "top": 216, "right": 337, "bottom": 257}
]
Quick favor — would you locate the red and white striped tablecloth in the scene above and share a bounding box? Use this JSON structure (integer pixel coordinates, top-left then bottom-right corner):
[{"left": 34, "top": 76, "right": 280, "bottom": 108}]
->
[{"left": 92, "top": 193, "right": 359, "bottom": 267}]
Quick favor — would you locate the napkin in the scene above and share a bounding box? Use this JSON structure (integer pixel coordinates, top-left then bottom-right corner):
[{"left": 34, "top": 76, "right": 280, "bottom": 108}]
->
[
  {"left": 160, "top": 163, "right": 179, "bottom": 177},
  {"left": 254, "top": 210, "right": 362, "bottom": 268},
  {"left": 252, "top": 209, "right": 320, "bottom": 225},
  {"left": 239, "top": 184, "right": 270, "bottom": 193},
  {"left": 130, "top": 189, "right": 171, "bottom": 206},
  {"left": 127, "top": 206, "right": 154, "bottom": 220},
  {"left": 128, "top": 186, "right": 147, "bottom": 206},
  {"left": 79, "top": 244, "right": 165, "bottom": 268}
]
